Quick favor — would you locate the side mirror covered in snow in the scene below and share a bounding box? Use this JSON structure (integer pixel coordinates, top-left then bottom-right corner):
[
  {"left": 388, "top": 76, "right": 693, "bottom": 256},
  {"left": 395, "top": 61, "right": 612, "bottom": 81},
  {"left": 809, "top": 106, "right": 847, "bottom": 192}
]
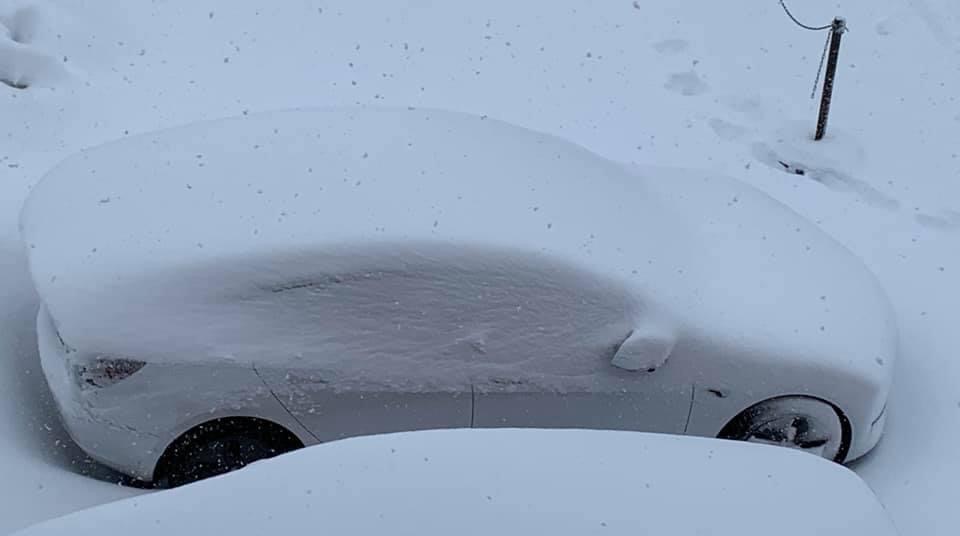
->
[{"left": 611, "top": 326, "right": 675, "bottom": 372}]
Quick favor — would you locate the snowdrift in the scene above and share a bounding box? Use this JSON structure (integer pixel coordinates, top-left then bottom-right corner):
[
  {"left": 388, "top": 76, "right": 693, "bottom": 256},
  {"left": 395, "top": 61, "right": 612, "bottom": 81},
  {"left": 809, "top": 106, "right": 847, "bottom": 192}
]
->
[{"left": 14, "top": 429, "right": 898, "bottom": 536}]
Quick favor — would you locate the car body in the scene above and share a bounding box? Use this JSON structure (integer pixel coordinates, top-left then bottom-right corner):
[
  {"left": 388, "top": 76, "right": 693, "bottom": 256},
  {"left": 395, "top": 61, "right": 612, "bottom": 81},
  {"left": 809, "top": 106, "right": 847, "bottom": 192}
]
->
[
  {"left": 13, "top": 429, "right": 900, "bottom": 536},
  {"left": 21, "top": 107, "right": 896, "bottom": 484}
]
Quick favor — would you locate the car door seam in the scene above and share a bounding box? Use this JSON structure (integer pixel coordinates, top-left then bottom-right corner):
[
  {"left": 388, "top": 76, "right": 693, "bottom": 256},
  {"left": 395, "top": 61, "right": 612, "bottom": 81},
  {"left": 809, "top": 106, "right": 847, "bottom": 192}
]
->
[
  {"left": 470, "top": 383, "right": 476, "bottom": 428},
  {"left": 252, "top": 364, "right": 320, "bottom": 441},
  {"left": 683, "top": 384, "right": 696, "bottom": 434}
]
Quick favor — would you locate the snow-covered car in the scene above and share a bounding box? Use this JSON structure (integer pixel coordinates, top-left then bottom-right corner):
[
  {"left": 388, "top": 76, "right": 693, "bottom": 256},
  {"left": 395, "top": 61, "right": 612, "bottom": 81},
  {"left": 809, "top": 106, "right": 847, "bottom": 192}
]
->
[
  {"left": 20, "top": 107, "right": 896, "bottom": 487},
  {"left": 13, "top": 429, "right": 899, "bottom": 536}
]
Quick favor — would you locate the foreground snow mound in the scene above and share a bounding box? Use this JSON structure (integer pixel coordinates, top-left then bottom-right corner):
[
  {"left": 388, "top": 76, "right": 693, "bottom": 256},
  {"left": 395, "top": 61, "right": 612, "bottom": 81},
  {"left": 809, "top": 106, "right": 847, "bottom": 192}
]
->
[{"left": 14, "top": 429, "right": 897, "bottom": 536}]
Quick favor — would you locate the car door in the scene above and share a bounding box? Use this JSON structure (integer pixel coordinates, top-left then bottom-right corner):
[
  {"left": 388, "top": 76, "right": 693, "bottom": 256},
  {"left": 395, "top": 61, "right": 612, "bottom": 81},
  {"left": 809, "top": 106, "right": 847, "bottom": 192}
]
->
[
  {"left": 247, "top": 262, "right": 476, "bottom": 443},
  {"left": 249, "top": 243, "right": 690, "bottom": 441},
  {"left": 472, "top": 325, "right": 693, "bottom": 434},
  {"left": 257, "top": 365, "right": 473, "bottom": 443}
]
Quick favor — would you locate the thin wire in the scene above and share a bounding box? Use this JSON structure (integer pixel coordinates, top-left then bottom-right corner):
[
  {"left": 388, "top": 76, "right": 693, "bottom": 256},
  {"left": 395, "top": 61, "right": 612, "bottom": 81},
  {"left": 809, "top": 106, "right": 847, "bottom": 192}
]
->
[
  {"left": 779, "top": 0, "right": 832, "bottom": 31},
  {"left": 810, "top": 31, "right": 831, "bottom": 99}
]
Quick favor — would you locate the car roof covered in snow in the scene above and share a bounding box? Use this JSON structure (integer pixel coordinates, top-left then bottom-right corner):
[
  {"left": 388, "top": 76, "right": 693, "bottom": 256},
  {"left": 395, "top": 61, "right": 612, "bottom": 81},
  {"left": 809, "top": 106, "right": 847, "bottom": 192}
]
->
[
  {"left": 21, "top": 106, "right": 687, "bottom": 301},
  {"left": 20, "top": 107, "right": 895, "bottom": 384},
  {"left": 13, "top": 429, "right": 898, "bottom": 536}
]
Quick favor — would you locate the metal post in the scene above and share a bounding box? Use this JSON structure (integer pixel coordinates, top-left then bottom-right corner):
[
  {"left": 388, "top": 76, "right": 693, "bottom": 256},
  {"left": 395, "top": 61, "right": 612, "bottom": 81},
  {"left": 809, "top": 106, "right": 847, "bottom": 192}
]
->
[{"left": 815, "top": 18, "right": 847, "bottom": 140}]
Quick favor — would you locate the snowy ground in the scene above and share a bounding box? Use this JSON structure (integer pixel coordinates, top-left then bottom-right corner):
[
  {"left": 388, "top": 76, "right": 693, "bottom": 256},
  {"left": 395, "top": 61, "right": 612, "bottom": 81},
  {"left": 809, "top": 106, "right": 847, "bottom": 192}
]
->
[{"left": 1, "top": 0, "right": 958, "bottom": 533}]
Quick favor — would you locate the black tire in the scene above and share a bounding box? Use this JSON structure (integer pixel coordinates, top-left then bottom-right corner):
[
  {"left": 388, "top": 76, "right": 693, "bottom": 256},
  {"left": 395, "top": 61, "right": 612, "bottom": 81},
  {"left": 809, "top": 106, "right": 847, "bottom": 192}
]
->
[
  {"left": 718, "top": 396, "right": 852, "bottom": 463},
  {"left": 154, "top": 417, "right": 303, "bottom": 488}
]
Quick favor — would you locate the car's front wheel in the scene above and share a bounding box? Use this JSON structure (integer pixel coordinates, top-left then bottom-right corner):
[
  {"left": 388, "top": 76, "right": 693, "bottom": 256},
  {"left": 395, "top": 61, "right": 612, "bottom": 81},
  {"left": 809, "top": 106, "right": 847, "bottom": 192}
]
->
[
  {"left": 718, "top": 396, "right": 850, "bottom": 463},
  {"left": 154, "top": 417, "right": 303, "bottom": 488}
]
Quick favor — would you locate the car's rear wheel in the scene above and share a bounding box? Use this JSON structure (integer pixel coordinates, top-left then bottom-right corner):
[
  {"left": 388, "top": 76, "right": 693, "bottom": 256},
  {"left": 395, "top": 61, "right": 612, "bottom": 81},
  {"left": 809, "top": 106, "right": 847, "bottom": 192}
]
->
[
  {"left": 154, "top": 417, "right": 303, "bottom": 488},
  {"left": 718, "top": 396, "right": 851, "bottom": 463}
]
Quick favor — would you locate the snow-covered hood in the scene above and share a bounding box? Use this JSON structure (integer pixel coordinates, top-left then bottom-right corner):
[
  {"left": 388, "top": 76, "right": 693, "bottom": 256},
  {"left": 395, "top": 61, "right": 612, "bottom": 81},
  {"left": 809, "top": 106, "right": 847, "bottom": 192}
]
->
[
  {"left": 642, "top": 166, "right": 897, "bottom": 398},
  {"left": 19, "top": 107, "right": 895, "bottom": 391}
]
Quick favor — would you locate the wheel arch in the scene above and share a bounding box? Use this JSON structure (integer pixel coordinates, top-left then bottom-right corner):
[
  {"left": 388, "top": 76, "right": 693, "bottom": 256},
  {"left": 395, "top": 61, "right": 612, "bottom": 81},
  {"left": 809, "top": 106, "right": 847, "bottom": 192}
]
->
[{"left": 152, "top": 415, "right": 306, "bottom": 485}]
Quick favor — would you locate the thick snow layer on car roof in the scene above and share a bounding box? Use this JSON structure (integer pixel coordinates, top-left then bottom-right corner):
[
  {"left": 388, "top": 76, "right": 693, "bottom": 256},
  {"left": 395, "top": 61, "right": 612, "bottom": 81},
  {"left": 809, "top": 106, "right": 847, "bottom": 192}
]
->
[
  {"left": 20, "top": 107, "right": 894, "bottom": 387},
  {"left": 13, "top": 429, "right": 898, "bottom": 536},
  {"left": 20, "top": 106, "right": 692, "bottom": 307}
]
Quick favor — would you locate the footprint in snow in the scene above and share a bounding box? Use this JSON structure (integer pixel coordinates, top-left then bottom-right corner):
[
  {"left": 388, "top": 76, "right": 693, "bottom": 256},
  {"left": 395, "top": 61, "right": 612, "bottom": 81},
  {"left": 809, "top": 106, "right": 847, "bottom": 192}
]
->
[
  {"left": 874, "top": 17, "right": 895, "bottom": 37},
  {"left": 751, "top": 142, "right": 900, "bottom": 211},
  {"left": 915, "top": 210, "right": 960, "bottom": 231},
  {"left": 0, "top": 4, "right": 70, "bottom": 90},
  {"left": 708, "top": 118, "right": 748, "bottom": 142},
  {"left": 722, "top": 96, "right": 766, "bottom": 122},
  {"left": 0, "top": 5, "right": 41, "bottom": 44},
  {"left": 652, "top": 38, "right": 689, "bottom": 55},
  {"left": 664, "top": 71, "right": 708, "bottom": 97}
]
